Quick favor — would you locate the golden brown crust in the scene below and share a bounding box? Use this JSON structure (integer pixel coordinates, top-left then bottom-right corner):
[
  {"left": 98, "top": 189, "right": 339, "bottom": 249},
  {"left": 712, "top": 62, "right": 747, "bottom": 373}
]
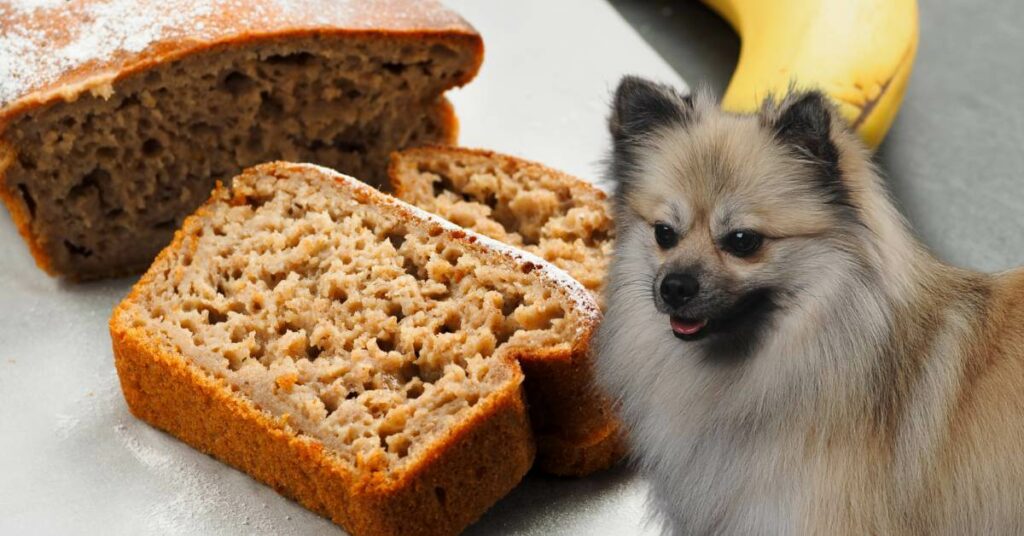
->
[
  {"left": 388, "top": 147, "right": 623, "bottom": 476},
  {"left": 435, "top": 98, "right": 461, "bottom": 149},
  {"left": 0, "top": 139, "right": 55, "bottom": 274},
  {"left": 534, "top": 421, "right": 625, "bottom": 477},
  {"left": 0, "top": 0, "right": 483, "bottom": 278},
  {"left": 111, "top": 315, "right": 534, "bottom": 536},
  {"left": 518, "top": 348, "right": 623, "bottom": 476}
]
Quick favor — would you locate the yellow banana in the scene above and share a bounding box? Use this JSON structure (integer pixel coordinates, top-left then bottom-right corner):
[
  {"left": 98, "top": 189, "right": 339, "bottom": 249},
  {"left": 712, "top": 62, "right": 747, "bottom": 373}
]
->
[{"left": 701, "top": 0, "right": 919, "bottom": 149}]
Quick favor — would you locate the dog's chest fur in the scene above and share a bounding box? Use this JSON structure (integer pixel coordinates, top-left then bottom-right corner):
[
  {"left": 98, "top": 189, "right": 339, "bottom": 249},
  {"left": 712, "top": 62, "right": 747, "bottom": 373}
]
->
[
  {"left": 638, "top": 398, "right": 803, "bottom": 534},
  {"left": 630, "top": 358, "right": 881, "bottom": 535}
]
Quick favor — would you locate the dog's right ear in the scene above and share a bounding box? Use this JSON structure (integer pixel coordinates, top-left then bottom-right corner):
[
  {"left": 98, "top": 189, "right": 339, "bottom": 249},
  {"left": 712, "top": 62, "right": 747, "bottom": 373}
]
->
[
  {"left": 609, "top": 76, "right": 693, "bottom": 145},
  {"left": 606, "top": 77, "right": 693, "bottom": 196}
]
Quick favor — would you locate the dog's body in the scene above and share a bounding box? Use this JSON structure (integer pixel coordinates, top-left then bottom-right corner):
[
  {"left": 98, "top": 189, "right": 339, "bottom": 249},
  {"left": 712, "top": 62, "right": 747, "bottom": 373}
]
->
[{"left": 594, "top": 78, "right": 1024, "bottom": 535}]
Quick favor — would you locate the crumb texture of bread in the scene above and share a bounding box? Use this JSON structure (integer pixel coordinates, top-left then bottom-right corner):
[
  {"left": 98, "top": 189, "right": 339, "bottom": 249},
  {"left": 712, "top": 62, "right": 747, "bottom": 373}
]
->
[
  {"left": 0, "top": 0, "right": 482, "bottom": 280},
  {"left": 390, "top": 147, "right": 613, "bottom": 300},
  {"left": 390, "top": 147, "right": 622, "bottom": 476},
  {"left": 111, "top": 162, "right": 600, "bottom": 534}
]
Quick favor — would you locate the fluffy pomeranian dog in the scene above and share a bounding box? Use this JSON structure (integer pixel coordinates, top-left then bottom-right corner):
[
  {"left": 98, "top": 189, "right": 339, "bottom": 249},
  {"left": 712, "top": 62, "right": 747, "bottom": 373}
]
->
[{"left": 594, "top": 76, "right": 1024, "bottom": 535}]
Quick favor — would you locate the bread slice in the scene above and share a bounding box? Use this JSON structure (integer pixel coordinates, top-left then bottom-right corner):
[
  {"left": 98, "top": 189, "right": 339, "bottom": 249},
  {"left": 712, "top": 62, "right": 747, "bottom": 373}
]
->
[
  {"left": 390, "top": 147, "right": 613, "bottom": 300},
  {"left": 389, "top": 147, "right": 622, "bottom": 476},
  {"left": 110, "top": 162, "right": 600, "bottom": 536},
  {"left": 0, "top": 0, "right": 482, "bottom": 280}
]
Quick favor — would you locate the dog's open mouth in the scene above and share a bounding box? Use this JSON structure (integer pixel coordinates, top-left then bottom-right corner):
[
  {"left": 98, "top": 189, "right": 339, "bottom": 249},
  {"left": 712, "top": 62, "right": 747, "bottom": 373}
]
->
[
  {"left": 670, "top": 317, "right": 709, "bottom": 340},
  {"left": 667, "top": 289, "right": 778, "bottom": 344}
]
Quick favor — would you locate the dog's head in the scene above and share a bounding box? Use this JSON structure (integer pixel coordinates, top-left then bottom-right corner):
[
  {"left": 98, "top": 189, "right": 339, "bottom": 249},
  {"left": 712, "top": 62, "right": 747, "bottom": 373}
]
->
[{"left": 604, "top": 76, "right": 871, "bottom": 362}]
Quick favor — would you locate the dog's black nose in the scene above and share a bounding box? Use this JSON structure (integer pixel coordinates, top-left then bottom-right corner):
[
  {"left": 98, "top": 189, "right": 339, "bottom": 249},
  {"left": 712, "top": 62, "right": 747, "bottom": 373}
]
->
[{"left": 660, "top": 273, "right": 699, "bottom": 307}]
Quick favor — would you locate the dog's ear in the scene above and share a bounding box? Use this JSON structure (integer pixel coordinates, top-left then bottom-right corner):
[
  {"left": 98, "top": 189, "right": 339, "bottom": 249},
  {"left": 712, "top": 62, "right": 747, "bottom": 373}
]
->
[
  {"left": 767, "top": 91, "right": 845, "bottom": 202},
  {"left": 609, "top": 76, "right": 693, "bottom": 145},
  {"left": 606, "top": 77, "right": 693, "bottom": 196},
  {"left": 770, "top": 91, "right": 838, "bottom": 163}
]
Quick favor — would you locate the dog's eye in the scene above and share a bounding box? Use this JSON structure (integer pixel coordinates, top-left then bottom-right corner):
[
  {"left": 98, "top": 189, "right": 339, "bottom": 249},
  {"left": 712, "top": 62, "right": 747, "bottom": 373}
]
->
[
  {"left": 722, "top": 230, "right": 763, "bottom": 257},
  {"left": 654, "top": 223, "right": 678, "bottom": 249}
]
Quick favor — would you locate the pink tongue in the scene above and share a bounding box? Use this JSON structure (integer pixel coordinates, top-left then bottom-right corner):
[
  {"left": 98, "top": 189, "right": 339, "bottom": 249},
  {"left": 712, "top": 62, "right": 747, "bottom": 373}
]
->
[{"left": 671, "top": 317, "right": 708, "bottom": 335}]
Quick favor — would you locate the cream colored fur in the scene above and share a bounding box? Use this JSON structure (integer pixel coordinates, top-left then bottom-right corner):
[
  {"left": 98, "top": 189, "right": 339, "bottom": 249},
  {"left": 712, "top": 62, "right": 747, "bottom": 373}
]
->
[{"left": 595, "top": 85, "right": 1024, "bottom": 535}]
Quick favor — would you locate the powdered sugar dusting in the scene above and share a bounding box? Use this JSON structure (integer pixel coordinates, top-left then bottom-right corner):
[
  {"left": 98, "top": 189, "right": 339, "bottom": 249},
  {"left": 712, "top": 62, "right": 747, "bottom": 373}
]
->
[
  {"left": 6, "top": 0, "right": 64, "bottom": 12},
  {"left": 2, "top": 0, "right": 214, "bottom": 106},
  {"left": 295, "top": 162, "right": 602, "bottom": 324},
  {"left": 114, "top": 422, "right": 289, "bottom": 534},
  {"left": 0, "top": 0, "right": 472, "bottom": 110}
]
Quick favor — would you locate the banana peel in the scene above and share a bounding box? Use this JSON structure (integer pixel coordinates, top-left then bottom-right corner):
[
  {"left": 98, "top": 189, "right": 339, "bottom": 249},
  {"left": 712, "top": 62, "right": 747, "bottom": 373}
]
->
[{"left": 702, "top": 0, "right": 919, "bottom": 149}]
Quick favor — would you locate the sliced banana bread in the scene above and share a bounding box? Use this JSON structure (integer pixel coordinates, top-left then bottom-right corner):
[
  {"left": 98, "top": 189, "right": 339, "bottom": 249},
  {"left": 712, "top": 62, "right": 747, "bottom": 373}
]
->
[
  {"left": 0, "top": 0, "right": 482, "bottom": 280},
  {"left": 110, "top": 162, "right": 600, "bottom": 536},
  {"left": 390, "top": 147, "right": 613, "bottom": 299},
  {"left": 389, "top": 147, "right": 622, "bottom": 476}
]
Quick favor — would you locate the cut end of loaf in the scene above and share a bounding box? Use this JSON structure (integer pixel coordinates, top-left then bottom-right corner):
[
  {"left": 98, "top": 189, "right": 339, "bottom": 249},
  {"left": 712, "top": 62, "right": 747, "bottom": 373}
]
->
[
  {"left": 112, "top": 161, "right": 598, "bottom": 477},
  {"left": 390, "top": 147, "right": 614, "bottom": 301},
  {"left": 389, "top": 146, "right": 625, "bottom": 476},
  {"left": 2, "top": 30, "right": 480, "bottom": 279}
]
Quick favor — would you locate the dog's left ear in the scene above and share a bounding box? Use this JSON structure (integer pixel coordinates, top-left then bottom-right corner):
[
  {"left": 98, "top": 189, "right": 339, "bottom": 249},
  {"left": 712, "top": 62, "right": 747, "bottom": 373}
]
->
[
  {"left": 767, "top": 91, "right": 844, "bottom": 197},
  {"left": 768, "top": 91, "right": 840, "bottom": 173}
]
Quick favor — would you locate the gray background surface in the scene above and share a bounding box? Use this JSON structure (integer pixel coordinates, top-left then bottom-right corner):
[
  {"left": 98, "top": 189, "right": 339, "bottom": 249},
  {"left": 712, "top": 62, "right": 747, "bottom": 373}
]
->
[{"left": 610, "top": 0, "right": 1024, "bottom": 272}]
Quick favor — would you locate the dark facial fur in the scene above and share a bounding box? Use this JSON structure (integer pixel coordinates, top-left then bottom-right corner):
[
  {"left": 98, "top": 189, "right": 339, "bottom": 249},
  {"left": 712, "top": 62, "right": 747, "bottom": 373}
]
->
[{"left": 603, "top": 78, "right": 859, "bottom": 363}]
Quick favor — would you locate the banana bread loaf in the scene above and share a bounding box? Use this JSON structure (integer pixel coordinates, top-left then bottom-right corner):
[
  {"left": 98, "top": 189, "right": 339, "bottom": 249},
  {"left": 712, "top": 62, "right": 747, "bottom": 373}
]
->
[
  {"left": 389, "top": 147, "right": 622, "bottom": 476},
  {"left": 0, "top": 0, "right": 482, "bottom": 280},
  {"left": 110, "top": 161, "right": 601, "bottom": 535}
]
